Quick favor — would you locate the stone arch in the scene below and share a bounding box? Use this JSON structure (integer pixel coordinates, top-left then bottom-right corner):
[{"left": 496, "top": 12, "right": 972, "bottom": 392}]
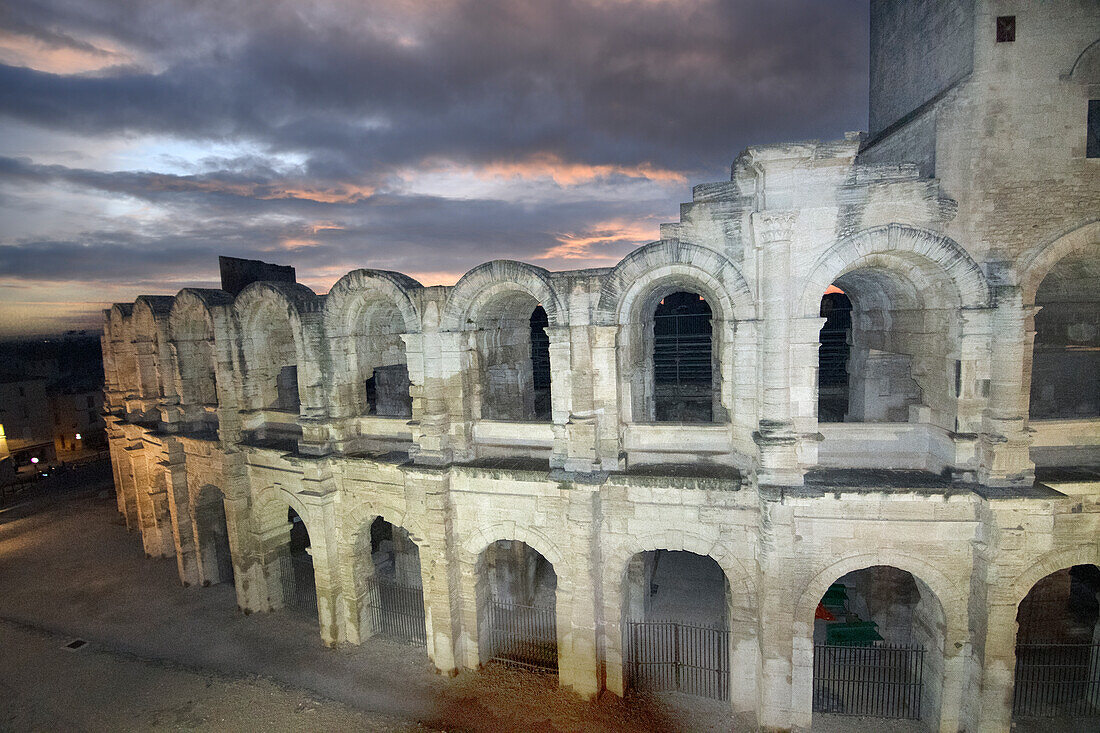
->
[
  {"left": 460, "top": 522, "right": 566, "bottom": 569},
  {"left": 131, "top": 296, "right": 175, "bottom": 402},
  {"left": 1019, "top": 220, "right": 1100, "bottom": 307},
  {"left": 1006, "top": 545, "right": 1100, "bottom": 612},
  {"left": 605, "top": 529, "right": 760, "bottom": 709},
  {"left": 233, "top": 281, "right": 318, "bottom": 413},
  {"left": 323, "top": 269, "right": 422, "bottom": 337},
  {"left": 608, "top": 530, "right": 756, "bottom": 610},
  {"left": 169, "top": 289, "right": 231, "bottom": 413},
  {"left": 1067, "top": 36, "right": 1100, "bottom": 80},
  {"left": 342, "top": 500, "right": 427, "bottom": 552},
  {"left": 601, "top": 241, "right": 752, "bottom": 425},
  {"left": 596, "top": 239, "right": 754, "bottom": 324},
  {"left": 796, "top": 551, "right": 966, "bottom": 640},
  {"left": 440, "top": 260, "right": 565, "bottom": 331},
  {"left": 797, "top": 224, "right": 991, "bottom": 318},
  {"left": 251, "top": 483, "right": 311, "bottom": 535},
  {"left": 792, "top": 551, "right": 967, "bottom": 730},
  {"left": 324, "top": 270, "right": 421, "bottom": 420}
]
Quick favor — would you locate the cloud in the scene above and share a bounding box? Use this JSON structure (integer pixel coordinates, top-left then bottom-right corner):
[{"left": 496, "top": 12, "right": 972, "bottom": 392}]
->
[{"left": 0, "top": 0, "right": 870, "bottom": 336}]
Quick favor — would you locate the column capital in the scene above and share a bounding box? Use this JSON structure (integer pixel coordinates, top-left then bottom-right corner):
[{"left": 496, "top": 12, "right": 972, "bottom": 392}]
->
[{"left": 752, "top": 210, "right": 798, "bottom": 244}]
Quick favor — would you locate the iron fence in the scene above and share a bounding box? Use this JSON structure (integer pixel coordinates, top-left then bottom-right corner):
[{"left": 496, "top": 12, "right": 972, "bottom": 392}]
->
[
  {"left": 654, "top": 312, "right": 712, "bottom": 386},
  {"left": 279, "top": 553, "right": 317, "bottom": 615},
  {"left": 625, "top": 619, "right": 730, "bottom": 701},
  {"left": 1013, "top": 642, "right": 1100, "bottom": 719},
  {"left": 365, "top": 576, "right": 427, "bottom": 646},
  {"left": 485, "top": 600, "right": 557, "bottom": 672},
  {"left": 813, "top": 642, "right": 925, "bottom": 719}
]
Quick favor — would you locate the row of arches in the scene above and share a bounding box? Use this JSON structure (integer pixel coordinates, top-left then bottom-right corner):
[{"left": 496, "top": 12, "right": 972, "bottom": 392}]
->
[
  {"left": 197, "top": 484, "right": 1099, "bottom": 729},
  {"left": 105, "top": 223, "right": 1098, "bottom": 445}
]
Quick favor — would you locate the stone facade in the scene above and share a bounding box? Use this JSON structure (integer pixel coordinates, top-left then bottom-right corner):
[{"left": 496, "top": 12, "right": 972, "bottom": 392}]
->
[{"left": 103, "top": 3, "right": 1099, "bottom": 731}]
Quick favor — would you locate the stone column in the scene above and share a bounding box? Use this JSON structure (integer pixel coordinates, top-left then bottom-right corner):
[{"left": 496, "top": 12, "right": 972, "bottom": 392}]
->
[
  {"left": 299, "top": 472, "right": 344, "bottom": 646},
  {"left": 589, "top": 325, "right": 622, "bottom": 471},
  {"left": 558, "top": 484, "right": 601, "bottom": 698},
  {"left": 789, "top": 315, "right": 826, "bottom": 467},
  {"left": 409, "top": 467, "right": 462, "bottom": 675},
  {"left": 752, "top": 211, "right": 803, "bottom": 486},
  {"left": 979, "top": 285, "right": 1035, "bottom": 486},
  {"left": 297, "top": 312, "right": 334, "bottom": 456},
  {"left": 546, "top": 326, "right": 573, "bottom": 469},
  {"left": 163, "top": 438, "right": 200, "bottom": 586},
  {"left": 757, "top": 494, "right": 797, "bottom": 731}
]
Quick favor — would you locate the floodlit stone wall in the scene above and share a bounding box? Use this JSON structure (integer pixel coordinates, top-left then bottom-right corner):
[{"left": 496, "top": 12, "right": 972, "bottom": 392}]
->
[{"left": 101, "top": 3, "right": 1099, "bottom": 730}]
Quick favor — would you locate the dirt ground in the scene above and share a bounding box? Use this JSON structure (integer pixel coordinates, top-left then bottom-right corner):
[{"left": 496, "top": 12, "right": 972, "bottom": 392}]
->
[{"left": 0, "top": 484, "right": 741, "bottom": 732}]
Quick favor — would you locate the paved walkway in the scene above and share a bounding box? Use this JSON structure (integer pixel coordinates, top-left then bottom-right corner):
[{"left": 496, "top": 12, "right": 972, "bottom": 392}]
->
[{"left": 0, "top": 487, "right": 730, "bottom": 732}]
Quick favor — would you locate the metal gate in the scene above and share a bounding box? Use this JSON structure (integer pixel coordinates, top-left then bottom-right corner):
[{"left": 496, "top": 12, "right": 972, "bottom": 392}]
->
[
  {"left": 365, "top": 576, "right": 426, "bottom": 646},
  {"left": 653, "top": 312, "right": 712, "bottom": 386},
  {"left": 813, "top": 643, "right": 925, "bottom": 719},
  {"left": 625, "top": 620, "right": 730, "bottom": 701},
  {"left": 485, "top": 600, "right": 557, "bottom": 672},
  {"left": 279, "top": 553, "right": 317, "bottom": 615},
  {"left": 1013, "top": 642, "right": 1100, "bottom": 718}
]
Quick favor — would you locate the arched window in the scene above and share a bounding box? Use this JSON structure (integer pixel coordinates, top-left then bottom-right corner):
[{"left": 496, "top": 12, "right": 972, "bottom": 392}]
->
[
  {"left": 653, "top": 291, "right": 714, "bottom": 423},
  {"left": 1029, "top": 255, "right": 1100, "bottom": 419},
  {"left": 475, "top": 293, "right": 553, "bottom": 422}
]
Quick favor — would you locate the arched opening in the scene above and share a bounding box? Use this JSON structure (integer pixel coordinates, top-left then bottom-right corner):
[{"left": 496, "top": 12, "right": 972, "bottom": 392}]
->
[
  {"left": 280, "top": 506, "right": 317, "bottom": 615},
  {"left": 353, "top": 299, "right": 412, "bottom": 418},
  {"left": 474, "top": 292, "right": 552, "bottom": 422},
  {"left": 476, "top": 540, "right": 557, "bottom": 671},
  {"left": 821, "top": 265, "right": 957, "bottom": 428},
  {"left": 194, "top": 485, "right": 233, "bottom": 586},
  {"left": 1028, "top": 255, "right": 1100, "bottom": 420},
  {"left": 1012, "top": 564, "right": 1100, "bottom": 725},
  {"left": 171, "top": 304, "right": 219, "bottom": 431},
  {"left": 653, "top": 292, "right": 715, "bottom": 422},
  {"left": 812, "top": 566, "right": 946, "bottom": 727},
  {"left": 622, "top": 550, "right": 730, "bottom": 701},
  {"left": 530, "top": 305, "right": 552, "bottom": 420},
  {"left": 818, "top": 290, "right": 852, "bottom": 423},
  {"left": 243, "top": 303, "right": 300, "bottom": 413},
  {"left": 360, "top": 517, "right": 426, "bottom": 645}
]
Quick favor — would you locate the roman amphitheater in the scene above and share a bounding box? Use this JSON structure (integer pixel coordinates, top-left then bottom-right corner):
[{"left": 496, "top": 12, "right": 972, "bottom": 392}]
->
[{"left": 102, "top": 2, "right": 1099, "bottom": 731}]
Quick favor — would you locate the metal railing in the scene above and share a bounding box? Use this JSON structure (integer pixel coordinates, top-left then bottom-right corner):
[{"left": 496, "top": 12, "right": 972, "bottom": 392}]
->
[
  {"left": 625, "top": 619, "right": 730, "bottom": 701},
  {"left": 1013, "top": 642, "right": 1100, "bottom": 718},
  {"left": 654, "top": 312, "right": 712, "bottom": 386},
  {"left": 279, "top": 553, "right": 317, "bottom": 615},
  {"left": 485, "top": 600, "right": 557, "bottom": 672},
  {"left": 813, "top": 642, "right": 925, "bottom": 719},
  {"left": 365, "top": 576, "right": 427, "bottom": 646}
]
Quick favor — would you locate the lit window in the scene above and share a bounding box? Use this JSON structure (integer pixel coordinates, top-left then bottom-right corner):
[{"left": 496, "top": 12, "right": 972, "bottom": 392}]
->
[{"left": 996, "top": 15, "right": 1015, "bottom": 43}]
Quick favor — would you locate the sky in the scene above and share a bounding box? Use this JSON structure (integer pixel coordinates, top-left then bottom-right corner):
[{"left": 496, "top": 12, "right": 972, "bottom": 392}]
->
[{"left": 0, "top": 0, "right": 869, "bottom": 338}]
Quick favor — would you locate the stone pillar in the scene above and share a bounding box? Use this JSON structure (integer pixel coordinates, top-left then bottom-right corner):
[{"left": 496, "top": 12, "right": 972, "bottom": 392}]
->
[
  {"left": 588, "top": 325, "right": 622, "bottom": 471},
  {"left": 299, "top": 463, "right": 344, "bottom": 645},
  {"left": 558, "top": 485, "right": 601, "bottom": 698},
  {"left": 757, "top": 494, "right": 797, "bottom": 730},
  {"left": 407, "top": 466, "right": 462, "bottom": 675},
  {"left": 224, "top": 493, "right": 268, "bottom": 613},
  {"left": 979, "top": 285, "right": 1035, "bottom": 486},
  {"left": 546, "top": 326, "right": 573, "bottom": 469},
  {"left": 297, "top": 312, "right": 334, "bottom": 456},
  {"left": 790, "top": 316, "right": 826, "bottom": 467},
  {"left": 752, "top": 211, "right": 803, "bottom": 486},
  {"left": 163, "top": 438, "right": 200, "bottom": 586},
  {"left": 410, "top": 329, "right": 464, "bottom": 465}
]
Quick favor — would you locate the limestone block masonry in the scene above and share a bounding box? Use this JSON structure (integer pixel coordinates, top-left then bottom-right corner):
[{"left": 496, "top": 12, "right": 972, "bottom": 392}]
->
[{"left": 103, "top": 3, "right": 1099, "bottom": 731}]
